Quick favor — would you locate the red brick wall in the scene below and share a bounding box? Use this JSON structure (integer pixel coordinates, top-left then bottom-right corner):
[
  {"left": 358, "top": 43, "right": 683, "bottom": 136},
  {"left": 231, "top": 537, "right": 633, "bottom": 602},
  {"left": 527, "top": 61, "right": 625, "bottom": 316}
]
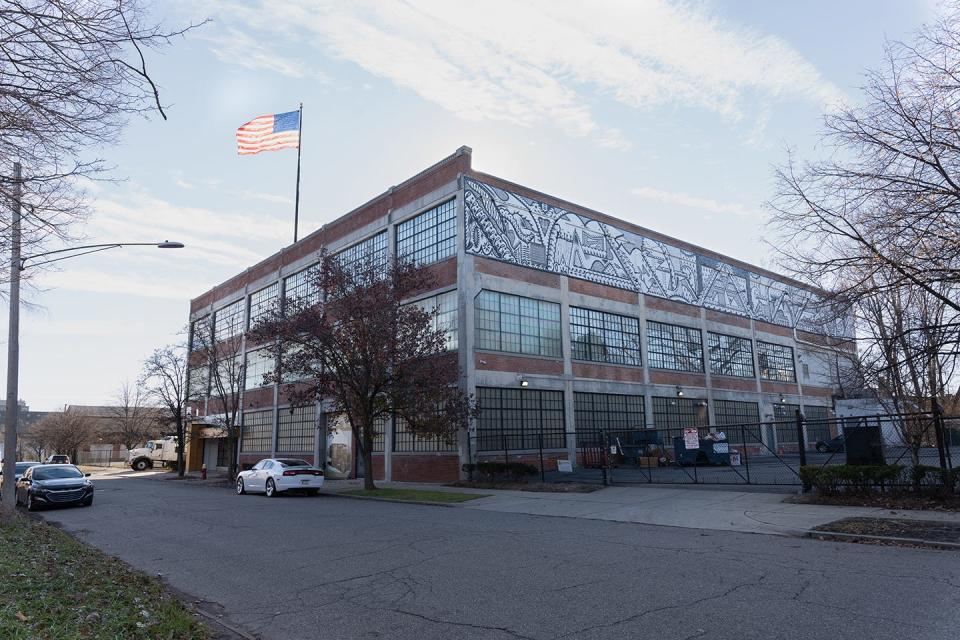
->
[
  {"left": 754, "top": 321, "right": 793, "bottom": 338},
  {"left": 760, "top": 381, "right": 800, "bottom": 395},
  {"left": 644, "top": 295, "right": 700, "bottom": 318},
  {"left": 475, "top": 352, "right": 564, "bottom": 375},
  {"left": 649, "top": 371, "right": 708, "bottom": 388},
  {"left": 477, "top": 452, "right": 569, "bottom": 473},
  {"left": 572, "top": 362, "right": 643, "bottom": 382},
  {"left": 569, "top": 278, "right": 638, "bottom": 304},
  {"left": 710, "top": 377, "right": 758, "bottom": 392},
  {"left": 474, "top": 256, "right": 561, "bottom": 288},
  {"left": 705, "top": 309, "right": 751, "bottom": 329},
  {"left": 391, "top": 455, "right": 460, "bottom": 483}
]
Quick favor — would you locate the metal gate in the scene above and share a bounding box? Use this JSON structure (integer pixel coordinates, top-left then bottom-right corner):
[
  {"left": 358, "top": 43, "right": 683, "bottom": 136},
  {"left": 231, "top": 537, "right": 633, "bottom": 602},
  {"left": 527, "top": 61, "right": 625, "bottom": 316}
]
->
[{"left": 558, "top": 411, "right": 956, "bottom": 487}]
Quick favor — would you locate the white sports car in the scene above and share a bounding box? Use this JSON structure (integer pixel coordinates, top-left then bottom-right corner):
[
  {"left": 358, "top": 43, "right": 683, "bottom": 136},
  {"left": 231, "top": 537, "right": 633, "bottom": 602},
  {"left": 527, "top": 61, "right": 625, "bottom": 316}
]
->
[{"left": 236, "top": 458, "right": 325, "bottom": 497}]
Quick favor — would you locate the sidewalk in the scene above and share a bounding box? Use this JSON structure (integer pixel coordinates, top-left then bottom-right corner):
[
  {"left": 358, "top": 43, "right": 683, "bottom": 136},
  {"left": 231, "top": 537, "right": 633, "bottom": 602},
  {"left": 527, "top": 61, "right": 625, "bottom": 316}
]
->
[{"left": 323, "top": 480, "right": 960, "bottom": 537}]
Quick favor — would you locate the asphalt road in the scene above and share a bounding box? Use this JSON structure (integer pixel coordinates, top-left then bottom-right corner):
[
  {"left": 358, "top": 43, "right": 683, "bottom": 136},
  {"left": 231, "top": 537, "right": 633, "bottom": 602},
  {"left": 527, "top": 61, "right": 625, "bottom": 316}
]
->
[{"left": 37, "top": 475, "right": 960, "bottom": 640}]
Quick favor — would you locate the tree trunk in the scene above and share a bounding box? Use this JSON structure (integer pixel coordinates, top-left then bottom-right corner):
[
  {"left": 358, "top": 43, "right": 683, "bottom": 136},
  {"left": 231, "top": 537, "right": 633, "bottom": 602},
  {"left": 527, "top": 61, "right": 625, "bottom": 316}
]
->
[
  {"left": 176, "top": 418, "right": 185, "bottom": 477},
  {"left": 362, "top": 416, "right": 376, "bottom": 490}
]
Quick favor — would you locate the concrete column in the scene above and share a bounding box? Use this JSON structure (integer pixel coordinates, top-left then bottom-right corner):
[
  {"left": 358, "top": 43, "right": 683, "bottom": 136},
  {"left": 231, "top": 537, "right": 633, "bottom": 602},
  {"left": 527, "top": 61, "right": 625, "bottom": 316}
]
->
[{"left": 559, "top": 276, "right": 577, "bottom": 466}]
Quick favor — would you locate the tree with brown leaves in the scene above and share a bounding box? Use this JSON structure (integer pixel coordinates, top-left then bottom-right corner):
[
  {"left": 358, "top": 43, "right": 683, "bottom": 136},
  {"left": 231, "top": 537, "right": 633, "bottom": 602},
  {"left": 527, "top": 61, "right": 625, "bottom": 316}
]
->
[{"left": 249, "top": 253, "right": 475, "bottom": 490}]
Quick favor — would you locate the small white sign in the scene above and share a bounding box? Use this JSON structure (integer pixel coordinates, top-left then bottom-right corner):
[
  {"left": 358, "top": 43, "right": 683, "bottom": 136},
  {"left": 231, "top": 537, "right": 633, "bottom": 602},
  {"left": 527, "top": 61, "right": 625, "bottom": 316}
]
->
[
  {"left": 557, "top": 459, "right": 573, "bottom": 473},
  {"left": 683, "top": 428, "right": 700, "bottom": 450}
]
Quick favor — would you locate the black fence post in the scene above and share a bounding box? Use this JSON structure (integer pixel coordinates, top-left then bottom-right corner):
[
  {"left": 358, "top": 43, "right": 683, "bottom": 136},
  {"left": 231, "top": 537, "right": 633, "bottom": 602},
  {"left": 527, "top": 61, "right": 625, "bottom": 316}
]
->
[
  {"left": 796, "top": 409, "right": 810, "bottom": 492},
  {"left": 601, "top": 430, "right": 610, "bottom": 486},
  {"left": 742, "top": 425, "right": 751, "bottom": 485},
  {"left": 933, "top": 402, "right": 948, "bottom": 471},
  {"left": 502, "top": 432, "right": 508, "bottom": 466},
  {"left": 538, "top": 432, "right": 545, "bottom": 483}
]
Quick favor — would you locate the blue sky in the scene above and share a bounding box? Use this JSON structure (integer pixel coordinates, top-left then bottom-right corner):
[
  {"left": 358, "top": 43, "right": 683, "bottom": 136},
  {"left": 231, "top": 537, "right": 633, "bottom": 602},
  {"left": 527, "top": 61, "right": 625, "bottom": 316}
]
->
[{"left": 4, "top": 0, "right": 938, "bottom": 410}]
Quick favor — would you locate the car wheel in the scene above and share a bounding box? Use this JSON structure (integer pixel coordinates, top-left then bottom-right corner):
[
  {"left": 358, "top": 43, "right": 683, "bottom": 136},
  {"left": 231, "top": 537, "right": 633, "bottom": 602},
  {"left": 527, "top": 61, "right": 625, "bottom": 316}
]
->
[
  {"left": 236, "top": 478, "right": 246, "bottom": 495},
  {"left": 265, "top": 478, "right": 277, "bottom": 498},
  {"left": 81, "top": 497, "right": 93, "bottom": 507},
  {"left": 132, "top": 459, "right": 149, "bottom": 471},
  {"left": 306, "top": 489, "right": 319, "bottom": 496},
  {"left": 26, "top": 493, "right": 38, "bottom": 512}
]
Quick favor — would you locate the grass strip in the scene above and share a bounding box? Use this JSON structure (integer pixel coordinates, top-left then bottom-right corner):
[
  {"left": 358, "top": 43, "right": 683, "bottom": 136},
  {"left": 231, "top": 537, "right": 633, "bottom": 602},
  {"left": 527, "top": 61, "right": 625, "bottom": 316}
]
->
[
  {"left": 342, "top": 488, "right": 488, "bottom": 503},
  {"left": 0, "top": 517, "right": 208, "bottom": 640}
]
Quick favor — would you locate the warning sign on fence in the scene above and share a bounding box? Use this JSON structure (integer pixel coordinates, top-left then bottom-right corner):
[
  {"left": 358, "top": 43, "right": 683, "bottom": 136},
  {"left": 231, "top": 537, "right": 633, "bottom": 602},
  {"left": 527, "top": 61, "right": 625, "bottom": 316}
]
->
[{"left": 683, "top": 428, "right": 699, "bottom": 450}]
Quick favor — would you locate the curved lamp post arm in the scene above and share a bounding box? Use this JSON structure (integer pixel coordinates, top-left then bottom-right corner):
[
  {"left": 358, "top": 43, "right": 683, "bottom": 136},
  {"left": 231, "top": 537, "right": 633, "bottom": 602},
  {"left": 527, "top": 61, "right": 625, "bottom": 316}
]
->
[{"left": 19, "top": 241, "right": 184, "bottom": 270}]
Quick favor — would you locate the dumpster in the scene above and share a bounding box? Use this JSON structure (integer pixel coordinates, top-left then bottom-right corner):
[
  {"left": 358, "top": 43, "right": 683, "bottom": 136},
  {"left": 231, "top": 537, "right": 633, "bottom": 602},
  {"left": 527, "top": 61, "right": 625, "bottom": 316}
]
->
[{"left": 672, "top": 436, "right": 731, "bottom": 466}]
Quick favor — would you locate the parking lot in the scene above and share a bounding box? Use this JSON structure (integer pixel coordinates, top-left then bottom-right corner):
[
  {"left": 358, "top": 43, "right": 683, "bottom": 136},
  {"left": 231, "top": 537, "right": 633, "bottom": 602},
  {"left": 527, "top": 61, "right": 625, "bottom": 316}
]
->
[{"left": 32, "top": 473, "right": 960, "bottom": 640}]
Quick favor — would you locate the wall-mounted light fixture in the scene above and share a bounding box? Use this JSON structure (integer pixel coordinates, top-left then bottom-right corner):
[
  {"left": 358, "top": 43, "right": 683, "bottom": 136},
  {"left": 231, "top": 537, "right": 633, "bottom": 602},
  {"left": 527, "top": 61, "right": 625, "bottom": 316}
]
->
[
  {"left": 517, "top": 374, "right": 529, "bottom": 388},
  {"left": 676, "top": 385, "right": 684, "bottom": 397},
  {"left": 778, "top": 394, "right": 786, "bottom": 404}
]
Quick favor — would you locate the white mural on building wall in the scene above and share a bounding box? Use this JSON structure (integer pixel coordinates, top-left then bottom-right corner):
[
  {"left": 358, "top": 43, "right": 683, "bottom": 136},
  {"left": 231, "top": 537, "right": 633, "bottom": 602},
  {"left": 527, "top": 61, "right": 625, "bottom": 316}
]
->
[{"left": 463, "top": 178, "right": 850, "bottom": 338}]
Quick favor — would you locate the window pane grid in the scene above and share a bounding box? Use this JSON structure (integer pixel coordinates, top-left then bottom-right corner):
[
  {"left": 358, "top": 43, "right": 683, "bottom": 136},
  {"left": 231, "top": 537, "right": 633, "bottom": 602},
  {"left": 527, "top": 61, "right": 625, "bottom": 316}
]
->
[
  {"left": 708, "top": 332, "right": 754, "bottom": 378},
  {"left": 574, "top": 392, "right": 645, "bottom": 446},
  {"left": 241, "top": 410, "right": 273, "bottom": 452},
  {"left": 284, "top": 264, "right": 321, "bottom": 307},
  {"left": 647, "top": 321, "right": 703, "bottom": 372},
  {"left": 570, "top": 307, "right": 641, "bottom": 366},
  {"left": 396, "top": 200, "right": 457, "bottom": 266},
  {"left": 336, "top": 231, "right": 388, "bottom": 273},
  {"left": 214, "top": 299, "right": 246, "bottom": 342},
  {"left": 409, "top": 290, "right": 459, "bottom": 351},
  {"left": 277, "top": 405, "right": 315, "bottom": 452},
  {"left": 189, "top": 316, "right": 211, "bottom": 353},
  {"left": 244, "top": 348, "right": 275, "bottom": 390},
  {"left": 804, "top": 405, "right": 832, "bottom": 443},
  {"left": 713, "top": 399, "right": 761, "bottom": 444},
  {"left": 476, "top": 387, "right": 566, "bottom": 451},
  {"left": 651, "top": 396, "right": 709, "bottom": 430},
  {"left": 758, "top": 341, "right": 796, "bottom": 382},
  {"left": 394, "top": 415, "right": 458, "bottom": 452},
  {"left": 474, "top": 290, "right": 561, "bottom": 357},
  {"left": 248, "top": 283, "right": 279, "bottom": 329},
  {"left": 773, "top": 403, "right": 801, "bottom": 443}
]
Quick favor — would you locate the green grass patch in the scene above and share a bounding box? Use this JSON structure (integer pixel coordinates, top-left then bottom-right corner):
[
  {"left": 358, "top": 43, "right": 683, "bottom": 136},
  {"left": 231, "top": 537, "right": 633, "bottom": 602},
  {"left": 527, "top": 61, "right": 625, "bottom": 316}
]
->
[
  {"left": 342, "top": 488, "right": 488, "bottom": 503},
  {"left": 0, "top": 517, "right": 208, "bottom": 640}
]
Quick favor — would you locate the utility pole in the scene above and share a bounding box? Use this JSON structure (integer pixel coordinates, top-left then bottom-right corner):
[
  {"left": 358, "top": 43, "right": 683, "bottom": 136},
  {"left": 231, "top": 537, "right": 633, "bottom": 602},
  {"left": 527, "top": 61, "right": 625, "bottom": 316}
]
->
[{"left": 1, "top": 162, "right": 21, "bottom": 521}]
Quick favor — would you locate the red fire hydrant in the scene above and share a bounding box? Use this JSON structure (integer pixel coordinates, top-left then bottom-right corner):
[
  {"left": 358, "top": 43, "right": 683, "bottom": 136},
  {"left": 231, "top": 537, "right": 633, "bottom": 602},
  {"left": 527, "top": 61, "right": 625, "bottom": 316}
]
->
[{"left": 200, "top": 463, "right": 207, "bottom": 480}]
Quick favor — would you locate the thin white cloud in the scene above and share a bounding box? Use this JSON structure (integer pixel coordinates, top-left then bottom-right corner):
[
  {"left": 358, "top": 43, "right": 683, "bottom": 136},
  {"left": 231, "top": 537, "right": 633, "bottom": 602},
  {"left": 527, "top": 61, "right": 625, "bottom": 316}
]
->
[
  {"left": 630, "top": 186, "right": 766, "bottom": 221},
  {"left": 202, "top": 27, "right": 330, "bottom": 82},
  {"left": 195, "top": 0, "right": 842, "bottom": 149}
]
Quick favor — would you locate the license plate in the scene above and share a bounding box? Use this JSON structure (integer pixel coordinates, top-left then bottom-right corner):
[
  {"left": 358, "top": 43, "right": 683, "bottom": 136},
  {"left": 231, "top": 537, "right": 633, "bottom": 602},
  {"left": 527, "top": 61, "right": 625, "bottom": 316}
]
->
[{"left": 300, "top": 479, "right": 310, "bottom": 485}]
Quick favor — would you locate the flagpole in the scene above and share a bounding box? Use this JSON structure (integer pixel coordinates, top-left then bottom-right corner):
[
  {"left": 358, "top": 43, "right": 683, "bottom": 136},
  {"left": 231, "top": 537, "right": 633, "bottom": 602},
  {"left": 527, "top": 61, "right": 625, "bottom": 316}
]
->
[{"left": 293, "top": 102, "right": 303, "bottom": 243}]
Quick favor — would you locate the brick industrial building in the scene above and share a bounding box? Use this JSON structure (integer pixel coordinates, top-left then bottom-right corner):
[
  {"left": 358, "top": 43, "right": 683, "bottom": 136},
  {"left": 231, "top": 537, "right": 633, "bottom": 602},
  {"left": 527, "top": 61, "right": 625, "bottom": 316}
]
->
[{"left": 187, "top": 147, "right": 848, "bottom": 482}]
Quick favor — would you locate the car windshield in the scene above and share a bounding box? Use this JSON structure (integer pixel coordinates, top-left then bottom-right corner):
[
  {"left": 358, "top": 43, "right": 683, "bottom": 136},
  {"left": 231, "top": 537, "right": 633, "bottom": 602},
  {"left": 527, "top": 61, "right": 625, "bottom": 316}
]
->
[
  {"left": 277, "top": 459, "right": 309, "bottom": 467},
  {"left": 15, "top": 463, "right": 36, "bottom": 473},
  {"left": 32, "top": 466, "right": 84, "bottom": 480}
]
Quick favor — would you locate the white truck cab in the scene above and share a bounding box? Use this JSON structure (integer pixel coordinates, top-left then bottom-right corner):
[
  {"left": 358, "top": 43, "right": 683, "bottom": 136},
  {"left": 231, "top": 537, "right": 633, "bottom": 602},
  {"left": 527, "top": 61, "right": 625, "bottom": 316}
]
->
[{"left": 127, "top": 436, "right": 179, "bottom": 471}]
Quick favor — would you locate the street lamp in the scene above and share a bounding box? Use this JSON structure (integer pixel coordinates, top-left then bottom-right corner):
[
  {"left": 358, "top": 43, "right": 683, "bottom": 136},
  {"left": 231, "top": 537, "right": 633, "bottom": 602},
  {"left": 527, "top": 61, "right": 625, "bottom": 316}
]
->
[{"left": 1, "top": 161, "right": 184, "bottom": 520}]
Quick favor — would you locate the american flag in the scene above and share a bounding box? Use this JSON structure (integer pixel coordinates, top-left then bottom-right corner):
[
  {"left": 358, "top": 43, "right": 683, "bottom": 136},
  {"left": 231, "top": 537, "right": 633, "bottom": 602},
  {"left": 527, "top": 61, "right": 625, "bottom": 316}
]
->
[{"left": 236, "top": 110, "right": 300, "bottom": 155}]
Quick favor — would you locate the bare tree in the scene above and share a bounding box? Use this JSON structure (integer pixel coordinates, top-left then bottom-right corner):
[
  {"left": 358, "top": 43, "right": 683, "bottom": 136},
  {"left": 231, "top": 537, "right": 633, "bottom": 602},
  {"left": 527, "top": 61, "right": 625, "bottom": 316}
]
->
[
  {"left": 191, "top": 317, "right": 244, "bottom": 481},
  {"left": 768, "top": 11, "right": 960, "bottom": 413},
  {"left": 249, "top": 253, "right": 475, "bottom": 491},
  {"left": 20, "top": 421, "right": 48, "bottom": 462},
  {"left": 107, "top": 380, "right": 161, "bottom": 450},
  {"left": 769, "top": 11, "right": 960, "bottom": 305},
  {"left": 33, "top": 407, "right": 96, "bottom": 463},
  {"left": 0, "top": 2, "right": 203, "bottom": 284},
  {"left": 140, "top": 344, "right": 192, "bottom": 476}
]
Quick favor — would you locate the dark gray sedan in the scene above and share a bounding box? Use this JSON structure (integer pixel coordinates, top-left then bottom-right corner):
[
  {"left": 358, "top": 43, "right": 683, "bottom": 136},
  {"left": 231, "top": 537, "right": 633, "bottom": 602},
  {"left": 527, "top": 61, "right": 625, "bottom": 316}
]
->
[
  {"left": 16, "top": 464, "right": 93, "bottom": 511},
  {"left": 0, "top": 461, "right": 40, "bottom": 497}
]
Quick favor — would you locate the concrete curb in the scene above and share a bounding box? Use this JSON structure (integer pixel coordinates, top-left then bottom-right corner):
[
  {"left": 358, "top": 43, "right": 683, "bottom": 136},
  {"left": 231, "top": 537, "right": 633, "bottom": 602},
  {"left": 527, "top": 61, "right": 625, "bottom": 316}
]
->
[
  {"left": 318, "top": 490, "right": 485, "bottom": 508},
  {"left": 806, "top": 529, "right": 960, "bottom": 550}
]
